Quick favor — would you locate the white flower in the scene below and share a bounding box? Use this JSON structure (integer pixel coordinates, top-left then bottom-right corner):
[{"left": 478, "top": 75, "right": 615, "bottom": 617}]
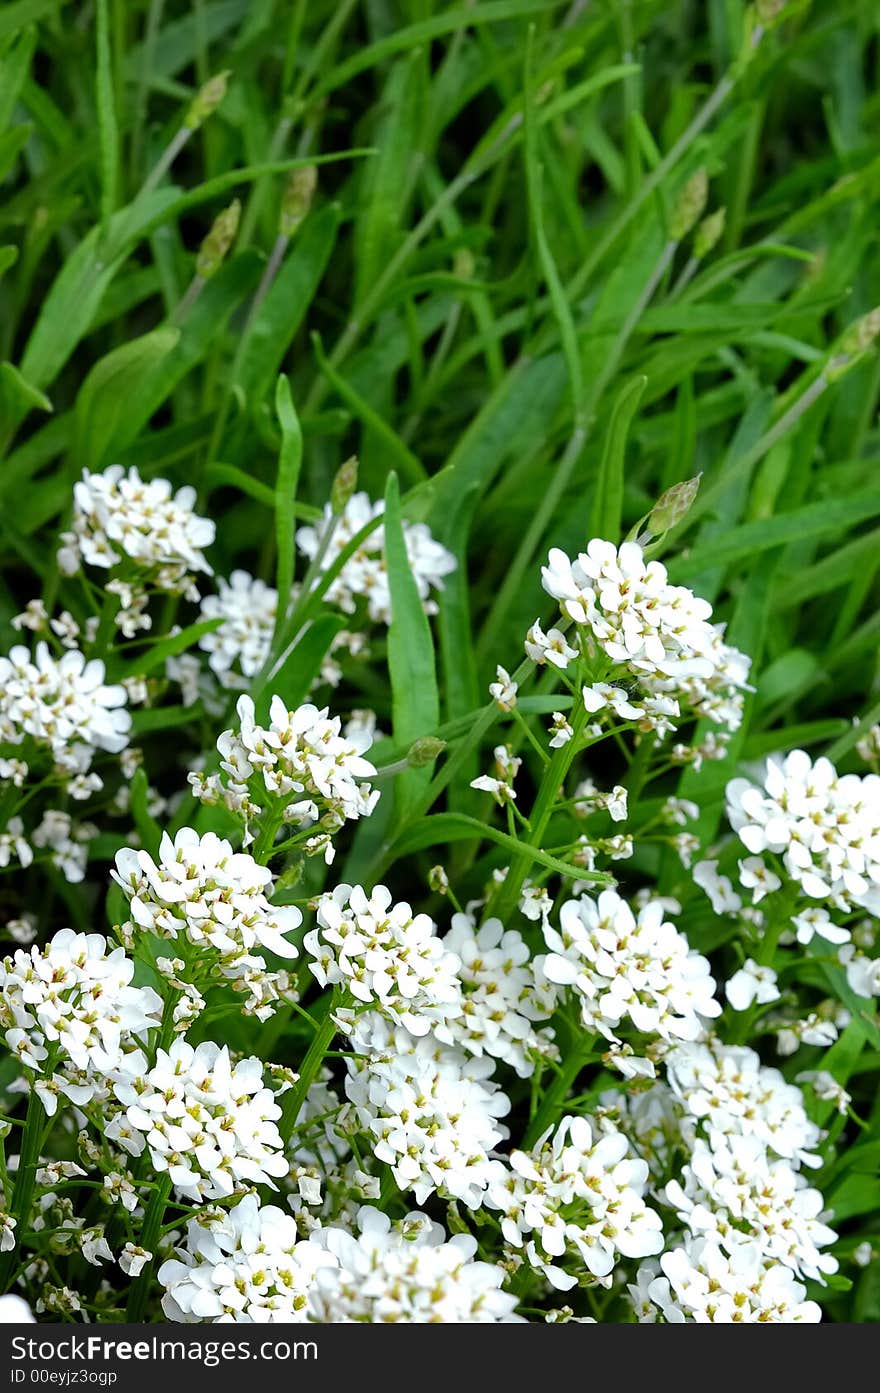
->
[
  {"left": 665, "top": 1133, "right": 837, "bottom": 1283},
  {"left": 343, "top": 1015, "right": 509, "bottom": 1207},
  {"left": 0, "top": 642, "right": 130, "bottom": 772},
  {"left": 489, "top": 665, "right": 518, "bottom": 711},
  {"left": 212, "top": 694, "right": 379, "bottom": 838},
  {"left": 58, "top": 465, "right": 214, "bottom": 599},
  {"left": 434, "top": 915, "right": 556, "bottom": 1077},
  {"left": 635, "top": 1235, "right": 822, "bottom": 1322},
  {"left": 582, "top": 682, "right": 643, "bottom": 721},
  {"left": 295, "top": 492, "right": 455, "bottom": 625},
  {"left": 113, "top": 1039, "right": 289, "bottom": 1202},
  {"left": 0, "top": 1295, "right": 34, "bottom": 1323},
  {"left": 693, "top": 860, "right": 742, "bottom": 914},
  {"left": 725, "top": 959, "right": 780, "bottom": 1011},
  {"left": 662, "top": 797, "right": 700, "bottom": 826},
  {"left": 776, "top": 1013, "right": 839, "bottom": 1057},
  {"left": 540, "top": 889, "right": 720, "bottom": 1045},
  {"left": 199, "top": 570, "right": 277, "bottom": 686},
  {"left": 524, "top": 620, "right": 577, "bottom": 670},
  {"left": 796, "top": 1070, "right": 851, "bottom": 1115},
  {"left": 726, "top": 750, "right": 880, "bottom": 914},
  {"left": 113, "top": 828, "right": 300, "bottom": 1018},
  {"left": 159, "top": 1194, "right": 334, "bottom": 1322},
  {"left": 791, "top": 905, "right": 850, "bottom": 946},
  {"left": 485, "top": 1115, "right": 663, "bottom": 1290},
  {"left": 737, "top": 856, "right": 782, "bottom": 904},
  {"left": 81, "top": 1227, "right": 114, "bottom": 1266},
  {"left": 304, "top": 883, "right": 461, "bottom": 1035},
  {"left": 665, "top": 1039, "right": 822, "bottom": 1167},
  {"left": 0, "top": 929, "right": 162, "bottom": 1115},
  {"left": 119, "top": 1243, "right": 152, "bottom": 1277},
  {"left": 310, "top": 1206, "right": 521, "bottom": 1322},
  {"left": 853, "top": 1242, "right": 874, "bottom": 1267},
  {"left": 32, "top": 810, "right": 95, "bottom": 883},
  {"left": 548, "top": 712, "right": 573, "bottom": 747},
  {"left": 542, "top": 540, "right": 751, "bottom": 733},
  {"left": 470, "top": 745, "right": 520, "bottom": 805},
  {"left": 837, "top": 943, "right": 880, "bottom": 998}
]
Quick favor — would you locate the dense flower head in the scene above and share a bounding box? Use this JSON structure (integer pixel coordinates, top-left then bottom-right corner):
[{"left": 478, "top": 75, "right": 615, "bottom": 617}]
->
[
  {"left": 343, "top": 1014, "right": 510, "bottom": 1207},
  {"left": 208, "top": 693, "right": 378, "bottom": 841},
  {"left": 304, "top": 883, "right": 461, "bottom": 1033},
  {"left": 631, "top": 1235, "right": 822, "bottom": 1322},
  {"left": 726, "top": 749, "right": 880, "bottom": 915},
  {"left": 665, "top": 1039, "right": 822, "bottom": 1168},
  {"left": 112, "top": 828, "right": 300, "bottom": 1018},
  {"left": 0, "top": 642, "right": 130, "bottom": 773},
  {"left": 541, "top": 539, "right": 751, "bottom": 733},
  {"left": 295, "top": 491, "right": 455, "bottom": 625},
  {"left": 484, "top": 1115, "right": 663, "bottom": 1289},
  {"left": 434, "top": 915, "right": 556, "bottom": 1077},
  {"left": 198, "top": 570, "right": 277, "bottom": 686},
  {"left": 112, "top": 1039, "right": 289, "bottom": 1201},
  {"left": 540, "top": 889, "right": 721, "bottom": 1046},
  {"left": 0, "top": 930, "right": 162, "bottom": 1116},
  {"left": 58, "top": 465, "right": 215, "bottom": 599},
  {"left": 309, "top": 1206, "right": 521, "bottom": 1322},
  {"left": 665, "top": 1133, "right": 837, "bottom": 1284},
  {"left": 158, "top": 1194, "right": 334, "bottom": 1322}
]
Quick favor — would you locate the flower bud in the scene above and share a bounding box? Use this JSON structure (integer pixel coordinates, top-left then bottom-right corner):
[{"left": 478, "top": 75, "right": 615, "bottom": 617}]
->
[
  {"left": 669, "top": 168, "right": 708, "bottom": 242},
  {"left": 185, "top": 71, "right": 231, "bottom": 131},
  {"left": 428, "top": 865, "right": 450, "bottom": 895},
  {"left": 330, "top": 456, "right": 358, "bottom": 515},
  {"left": 649, "top": 474, "right": 703, "bottom": 535},
  {"left": 407, "top": 736, "right": 446, "bottom": 768},
  {"left": 195, "top": 199, "right": 240, "bottom": 279},
  {"left": 827, "top": 308, "right": 880, "bottom": 381},
  {"left": 280, "top": 165, "right": 317, "bottom": 237},
  {"left": 693, "top": 207, "right": 726, "bottom": 260}
]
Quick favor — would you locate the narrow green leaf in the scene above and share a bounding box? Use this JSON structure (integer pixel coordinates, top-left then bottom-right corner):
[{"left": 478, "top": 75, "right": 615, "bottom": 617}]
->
[
  {"left": 590, "top": 375, "right": 647, "bottom": 541},
  {"left": 116, "top": 619, "right": 222, "bottom": 681},
  {"left": 0, "top": 362, "right": 52, "bottom": 430},
  {"left": 0, "top": 0, "right": 63, "bottom": 42},
  {"left": 273, "top": 375, "right": 302, "bottom": 634},
  {"left": 384, "top": 471, "right": 439, "bottom": 817},
  {"left": 73, "top": 327, "right": 180, "bottom": 472},
  {"left": 95, "top": 0, "right": 118, "bottom": 228},
  {"left": 389, "top": 813, "right": 612, "bottom": 886}
]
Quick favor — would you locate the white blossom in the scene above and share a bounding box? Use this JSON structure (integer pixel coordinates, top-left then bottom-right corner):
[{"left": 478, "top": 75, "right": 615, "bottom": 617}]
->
[
  {"left": 199, "top": 570, "right": 277, "bottom": 686},
  {"left": 0, "top": 642, "right": 130, "bottom": 772},
  {"left": 725, "top": 959, "right": 780, "bottom": 1012}
]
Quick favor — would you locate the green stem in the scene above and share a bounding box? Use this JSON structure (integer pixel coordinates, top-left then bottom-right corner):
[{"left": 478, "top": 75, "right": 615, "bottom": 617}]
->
[
  {"left": 523, "top": 1036, "right": 592, "bottom": 1149},
  {"left": 0, "top": 1089, "right": 45, "bottom": 1292},
  {"left": 125, "top": 1174, "right": 172, "bottom": 1321},
  {"left": 279, "top": 990, "right": 340, "bottom": 1144}
]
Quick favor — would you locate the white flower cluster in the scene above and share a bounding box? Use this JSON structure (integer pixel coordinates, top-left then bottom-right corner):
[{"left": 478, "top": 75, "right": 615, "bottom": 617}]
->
[
  {"left": 198, "top": 570, "right": 277, "bottom": 686},
  {"left": 196, "top": 694, "right": 378, "bottom": 845},
  {"left": 541, "top": 539, "right": 751, "bottom": 733},
  {"left": 0, "top": 643, "right": 130, "bottom": 774},
  {"left": 295, "top": 492, "right": 456, "bottom": 625},
  {"left": 0, "top": 930, "right": 161, "bottom": 1116},
  {"left": 540, "top": 890, "right": 721, "bottom": 1050},
  {"left": 344, "top": 1014, "right": 510, "bottom": 1207},
  {"left": 631, "top": 1236, "right": 822, "bottom": 1322},
  {"left": 485, "top": 1115, "right": 663, "bottom": 1289},
  {"left": 112, "top": 828, "right": 300, "bottom": 1019},
  {"left": 727, "top": 749, "right": 880, "bottom": 916},
  {"left": 159, "top": 1197, "right": 518, "bottom": 1323},
  {"left": 435, "top": 915, "right": 556, "bottom": 1077},
  {"left": 159, "top": 1193, "right": 334, "bottom": 1321},
  {"left": 112, "top": 1040, "right": 288, "bottom": 1202},
  {"left": 304, "top": 884, "right": 461, "bottom": 1034},
  {"left": 58, "top": 465, "right": 215, "bottom": 600},
  {"left": 310, "top": 1206, "right": 520, "bottom": 1322}
]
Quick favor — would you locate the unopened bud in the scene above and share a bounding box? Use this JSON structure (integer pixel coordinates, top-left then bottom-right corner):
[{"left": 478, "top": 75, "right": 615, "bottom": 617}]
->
[
  {"left": 185, "top": 71, "right": 231, "bottom": 130},
  {"left": 330, "top": 456, "right": 358, "bottom": 515},
  {"left": 453, "top": 248, "right": 475, "bottom": 279},
  {"left": 649, "top": 474, "right": 703, "bottom": 534},
  {"left": 407, "top": 736, "right": 446, "bottom": 768},
  {"left": 755, "top": 0, "right": 789, "bottom": 23},
  {"left": 693, "top": 207, "right": 726, "bottom": 260},
  {"left": 196, "top": 199, "right": 240, "bottom": 279},
  {"left": 280, "top": 165, "right": 317, "bottom": 237},
  {"left": 670, "top": 169, "right": 709, "bottom": 242},
  {"left": 827, "top": 308, "right": 880, "bottom": 382},
  {"left": 428, "top": 865, "right": 450, "bottom": 895}
]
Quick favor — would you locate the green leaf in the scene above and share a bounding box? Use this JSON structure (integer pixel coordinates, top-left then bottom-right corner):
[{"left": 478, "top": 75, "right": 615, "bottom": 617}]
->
[
  {"left": 273, "top": 375, "right": 303, "bottom": 633},
  {"left": 95, "top": 0, "right": 118, "bottom": 228},
  {"left": 590, "top": 375, "right": 647, "bottom": 541},
  {"left": 260, "top": 612, "right": 346, "bottom": 719},
  {"left": 0, "top": 361, "right": 52, "bottom": 430},
  {"left": 73, "top": 326, "right": 180, "bottom": 472},
  {"left": 388, "top": 813, "right": 612, "bottom": 886},
  {"left": 354, "top": 52, "right": 423, "bottom": 307},
  {"left": 384, "top": 471, "right": 440, "bottom": 818},
  {"left": 0, "top": 0, "right": 63, "bottom": 41},
  {"left": 116, "top": 619, "right": 222, "bottom": 681},
  {"left": 235, "top": 205, "right": 341, "bottom": 409},
  {"left": 129, "top": 768, "right": 162, "bottom": 859}
]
